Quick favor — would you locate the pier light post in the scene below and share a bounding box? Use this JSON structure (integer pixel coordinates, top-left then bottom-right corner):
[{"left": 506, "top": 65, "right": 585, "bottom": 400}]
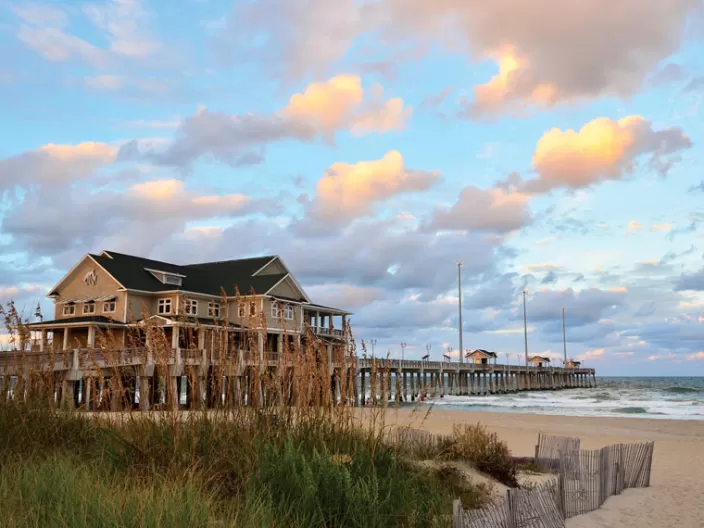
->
[
  {"left": 562, "top": 306, "right": 567, "bottom": 366},
  {"left": 400, "top": 341, "right": 407, "bottom": 362},
  {"left": 426, "top": 344, "right": 431, "bottom": 362},
  {"left": 522, "top": 289, "right": 529, "bottom": 366},
  {"left": 370, "top": 339, "right": 377, "bottom": 359},
  {"left": 457, "top": 261, "right": 464, "bottom": 364}
]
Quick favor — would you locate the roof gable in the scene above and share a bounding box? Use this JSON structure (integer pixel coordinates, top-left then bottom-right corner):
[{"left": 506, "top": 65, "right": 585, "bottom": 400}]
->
[
  {"left": 48, "top": 254, "right": 125, "bottom": 297},
  {"left": 466, "top": 349, "right": 497, "bottom": 358}
]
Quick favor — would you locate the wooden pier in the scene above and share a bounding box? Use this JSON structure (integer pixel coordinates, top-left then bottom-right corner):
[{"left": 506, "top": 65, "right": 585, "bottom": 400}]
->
[
  {"left": 357, "top": 358, "right": 596, "bottom": 405},
  {"left": 0, "top": 349, "right": 596, "bottom": 411}
]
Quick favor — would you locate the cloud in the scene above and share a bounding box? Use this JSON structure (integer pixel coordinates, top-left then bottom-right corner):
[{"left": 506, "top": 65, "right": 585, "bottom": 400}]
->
[
  {"left": 526, "top": 116, "right": 692, "bottom": 192},
  {"left": 283, "top": 76, "right": 412, "bottom": 138},
  {"left": 304, "top": 285, "right": 385, "bottom": 309},
  {"left": 214, "top": 0, "right": 361, "bottom": 82},
  {"left": 85, "top": 74, "right": 125, "bottom": 90},
  {"left": 124, "top": 75, "right": 411, "bottom": 168},
  {"left": 525, "top": 287, "right": 628, "bottom": 327},
  {"left": 282, "top": 74, "right": 364, "bottom": 135},
  {"left": 429, "top": 185, "right": 532, "bottom": 233},
  {"left": 301, "top": 151, "right": 440, "bottom": 229},
  {"left": 675, "top": 267, "right": 704, "bottom": 291},
  {"left": 0, "top": 142, "right": 117, "bottom": 191},
  {"left": 648, "top": 63, "right": 690, "bottom": 86},
  {"left": 83, "top": 0, "right": 161, "bottom": 58},
  {"left": 625, "top": 220, "right": 642, "bottom": 235},
  {"left": 1, "top": 179, "right": 267, "bottom": 255},
  {"left": 17, "top": 25, "right": 105, "bottom": 67},
  {"left": 224, "top": 0, "right": 699, "bottom": 113},
  {"left": 648, "top": 223, "right": 673, "bottom": 233},
  {"left": 14, "top": 4, "right": 68, "bottom": 27}
]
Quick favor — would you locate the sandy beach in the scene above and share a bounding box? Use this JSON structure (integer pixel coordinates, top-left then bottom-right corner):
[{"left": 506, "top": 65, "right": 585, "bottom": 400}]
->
[{"left": 362, "top": 407, "right": 704, "bottom": 528}]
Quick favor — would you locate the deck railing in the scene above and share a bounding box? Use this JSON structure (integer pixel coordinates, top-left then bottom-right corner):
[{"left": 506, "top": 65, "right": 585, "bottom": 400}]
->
[{"left": 0, "top": 350, "right": 594, "bottom": 376}]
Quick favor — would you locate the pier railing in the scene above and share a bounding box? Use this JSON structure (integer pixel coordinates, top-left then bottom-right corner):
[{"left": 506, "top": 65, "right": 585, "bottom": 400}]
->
[
  {"left": 0, "top": 349, "right": 596, "bottom": 378},
  {"left": 357, "top": 357, "right": 595, "bottom": 375}
]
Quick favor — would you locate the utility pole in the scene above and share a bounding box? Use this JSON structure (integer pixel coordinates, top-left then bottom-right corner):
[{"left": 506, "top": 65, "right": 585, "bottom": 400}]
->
[
  {"left": 562, "top": 307, "right": 567, "bottom": 366},
  {"left": 523, "top": 290, "right": 529, "bottom": 366},
  {"left": 458, "top": 261, "right": 464, "bottom": 364},
  {"left": 400, "top": 341, "right": 407, "bottom": 362}
]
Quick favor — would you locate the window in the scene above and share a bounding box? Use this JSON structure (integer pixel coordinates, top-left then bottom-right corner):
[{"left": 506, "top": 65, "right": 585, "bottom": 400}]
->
[
  {"left": 103, "top": 302, "right": 116, "bottom": 313},
  {"left": 163, "top": 274, "right": 182, "bottom": 286},
  {"left": 184, "top": 299, "right": 198, "bottom": 316},
  {"left": 250, "top": 301, "right": 256, "bottom": 316},
  {"left": 83, "top": 302, "right": 95, "bottom": 314},
  {"left": 238, "top": 302, "right": 246, "bottom": 318},
  {"left": 158, "top": 298, "right": 172, "bottom": 315},
  {"left": 284, "top": 304, "right": 295, "bottom": 321},
  {"left": 271, "top": 302, "right": 279, "bottom": 318},
  {"left": 63, "top": 304, "right": 75, "bottom": 316},
  {"left": 208, "top": 302, "right": 220, "bottom": 318}
]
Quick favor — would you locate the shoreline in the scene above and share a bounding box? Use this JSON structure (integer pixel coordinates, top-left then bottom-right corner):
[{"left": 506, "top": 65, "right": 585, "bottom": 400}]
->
[{"left": 360, "top": 407, "right": 704, "bottom": 527}]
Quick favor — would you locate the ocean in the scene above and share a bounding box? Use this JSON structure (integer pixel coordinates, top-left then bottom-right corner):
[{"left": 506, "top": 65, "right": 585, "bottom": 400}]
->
[{"left": 424, "top": 377, "right": 704, "bottom": 420}]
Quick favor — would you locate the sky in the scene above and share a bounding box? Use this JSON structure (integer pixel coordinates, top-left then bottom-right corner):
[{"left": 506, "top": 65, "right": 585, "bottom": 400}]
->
[{"left": 1, "top": 0, "right": 704, "bottom": 375}]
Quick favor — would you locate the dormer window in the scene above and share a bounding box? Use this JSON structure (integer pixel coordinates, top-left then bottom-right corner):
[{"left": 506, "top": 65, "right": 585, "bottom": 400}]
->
[
  {"left": 163, "top": 274, "right": 182, "bottom": 286},
  {"left": 145, "top": 268, "right": 185, "bottom": 287},
  {"left": 63, "top": 304, "right": 75, "bottom": 316},
  {"left": 83, "top": 302, "right": 96, "bottom": 314}
]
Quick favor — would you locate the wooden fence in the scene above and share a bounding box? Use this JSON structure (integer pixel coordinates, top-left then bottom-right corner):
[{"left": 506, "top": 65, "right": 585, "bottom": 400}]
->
[{"left": 452, "top": 434, "right": 655, "bottom": 528}]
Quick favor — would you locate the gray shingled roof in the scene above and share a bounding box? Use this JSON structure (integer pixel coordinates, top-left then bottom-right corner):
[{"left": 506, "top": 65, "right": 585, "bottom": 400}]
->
[{"left": 51, "top": 251, "right": 299, "bottom": 299}]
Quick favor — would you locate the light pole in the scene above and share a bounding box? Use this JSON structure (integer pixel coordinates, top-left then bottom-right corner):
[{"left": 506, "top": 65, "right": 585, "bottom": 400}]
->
[
  {"left": 371, "top": 339, "right": 377, "bottom": 359},
  {"left": 457, "top": 261, "right": 464, "bottom": 364},
  {"left": 400, "top": 341, "right": 407, "bottom": 362},
  {"left": 522, "top": 289, "right": 529, "bottom": 366},
  {"left": 562, "top": 306, "right": 567, "bottom": 366},
  {"left": 426, "top": 344, "right": 431, "bottom": 361}
]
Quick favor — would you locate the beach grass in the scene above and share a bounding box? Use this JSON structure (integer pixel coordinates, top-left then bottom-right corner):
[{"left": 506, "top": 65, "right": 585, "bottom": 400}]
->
[{"left": 0, "top": 299, "right": 516, "bottom": 527}]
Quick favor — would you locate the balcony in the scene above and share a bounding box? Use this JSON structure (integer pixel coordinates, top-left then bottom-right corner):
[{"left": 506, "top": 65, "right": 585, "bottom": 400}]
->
[{"left": 311, "top": 326, "right": 345, "bottom": 338}]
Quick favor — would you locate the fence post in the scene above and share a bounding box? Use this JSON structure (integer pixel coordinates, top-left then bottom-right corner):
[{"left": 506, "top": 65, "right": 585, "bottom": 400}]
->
[
  {"left": 452, "top": 498, "right": 462, "bottom": 528},
  {"left": 506, "top": 489, "right": 517, "bottom": 528}
]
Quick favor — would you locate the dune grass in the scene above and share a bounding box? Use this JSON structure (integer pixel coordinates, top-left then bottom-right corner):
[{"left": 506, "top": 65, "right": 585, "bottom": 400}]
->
[{"left": 0, "top": 299, "right": 515, "bottom": 527}]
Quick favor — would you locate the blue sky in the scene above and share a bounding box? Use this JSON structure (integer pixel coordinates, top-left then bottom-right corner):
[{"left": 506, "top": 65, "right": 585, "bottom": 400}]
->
[{"left": 1, "top": 0, "right": 704, "bottom": 375}]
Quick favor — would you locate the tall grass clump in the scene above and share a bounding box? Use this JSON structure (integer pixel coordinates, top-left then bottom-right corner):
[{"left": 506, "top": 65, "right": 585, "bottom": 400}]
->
[{"left": 447, "top": 423, "right": 518, "bottom": 487}]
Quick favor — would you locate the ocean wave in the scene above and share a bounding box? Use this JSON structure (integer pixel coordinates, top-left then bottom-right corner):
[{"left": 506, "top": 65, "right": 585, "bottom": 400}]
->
[
  {"left": 611, "top": 407, "right": 649, "bottom": 414},
  {"left": 664, "top": 387, "right": 701, "bottom": 394}
]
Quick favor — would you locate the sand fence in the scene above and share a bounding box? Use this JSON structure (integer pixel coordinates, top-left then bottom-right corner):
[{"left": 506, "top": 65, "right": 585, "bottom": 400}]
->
[{"left": 448, "top": 433, "right": 654, "bottom": 528}]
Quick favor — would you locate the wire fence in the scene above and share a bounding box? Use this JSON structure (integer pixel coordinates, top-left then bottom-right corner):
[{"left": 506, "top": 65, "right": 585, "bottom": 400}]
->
[{"left": 452, "top": 434, "right": 655, "bottom": 528}]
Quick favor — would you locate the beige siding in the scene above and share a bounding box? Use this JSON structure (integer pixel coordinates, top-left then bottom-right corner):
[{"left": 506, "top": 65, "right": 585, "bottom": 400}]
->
[
  {"left": 53, "top": 257, "right": 126, "bottom": 322},
  {"left": 126, "top": 293, "right": 152, "bottom": 321},
  {"left": 256, "top": 258, "right": 286, "bottom": 275},
  {"left": 269, "top": 277, "right": 302, "bottom": 299}
]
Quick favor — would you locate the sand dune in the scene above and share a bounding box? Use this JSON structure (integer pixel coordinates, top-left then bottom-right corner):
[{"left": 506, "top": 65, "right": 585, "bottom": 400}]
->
[{"left": 361, "top": 407, "right": 704, "bottom": 528}]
